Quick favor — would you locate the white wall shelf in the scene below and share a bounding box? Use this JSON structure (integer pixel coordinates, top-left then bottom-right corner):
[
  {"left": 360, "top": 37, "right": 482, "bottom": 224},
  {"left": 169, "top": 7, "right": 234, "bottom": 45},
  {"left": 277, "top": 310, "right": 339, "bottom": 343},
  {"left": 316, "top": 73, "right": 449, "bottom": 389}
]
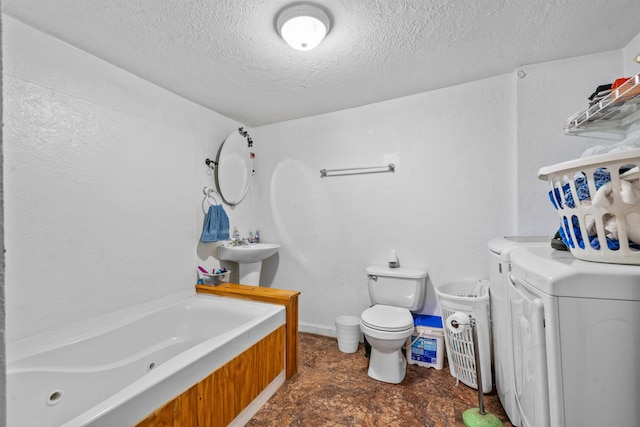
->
[{"left": 565, "top": 74, "right": 640, "bottom": 140}]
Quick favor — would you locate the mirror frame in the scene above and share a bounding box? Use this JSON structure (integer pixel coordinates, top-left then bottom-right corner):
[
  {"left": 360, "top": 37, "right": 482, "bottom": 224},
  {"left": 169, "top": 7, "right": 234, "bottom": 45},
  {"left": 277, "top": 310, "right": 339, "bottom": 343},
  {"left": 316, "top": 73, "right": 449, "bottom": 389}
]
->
[{"left": 214, "top": 127, "right": 255, "bottom": 207}]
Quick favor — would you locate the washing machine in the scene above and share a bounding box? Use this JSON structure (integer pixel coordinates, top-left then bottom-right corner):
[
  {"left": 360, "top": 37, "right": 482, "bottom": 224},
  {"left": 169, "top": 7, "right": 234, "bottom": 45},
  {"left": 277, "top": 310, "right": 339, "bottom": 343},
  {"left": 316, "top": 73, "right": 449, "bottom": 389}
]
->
[
  {"left": 508, "top": 246, "right": 640, "bottom": 427},
  {"left": 487, "top": 237, "right": 551, "bottom": 426}
]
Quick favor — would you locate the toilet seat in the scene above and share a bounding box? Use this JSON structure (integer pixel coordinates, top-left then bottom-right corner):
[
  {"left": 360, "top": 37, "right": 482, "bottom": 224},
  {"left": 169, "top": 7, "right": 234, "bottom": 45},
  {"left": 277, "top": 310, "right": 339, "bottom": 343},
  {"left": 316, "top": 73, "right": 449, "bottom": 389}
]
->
[{"left": 361, "top": 305, "right": 414, "bottom": 332}]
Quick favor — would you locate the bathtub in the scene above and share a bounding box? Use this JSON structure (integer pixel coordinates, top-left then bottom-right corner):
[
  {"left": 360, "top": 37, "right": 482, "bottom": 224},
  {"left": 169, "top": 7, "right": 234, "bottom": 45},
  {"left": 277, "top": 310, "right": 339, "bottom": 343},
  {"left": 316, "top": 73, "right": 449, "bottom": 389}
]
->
[{"left": 7, "top": 292, "right": 286, "bottom": 426}]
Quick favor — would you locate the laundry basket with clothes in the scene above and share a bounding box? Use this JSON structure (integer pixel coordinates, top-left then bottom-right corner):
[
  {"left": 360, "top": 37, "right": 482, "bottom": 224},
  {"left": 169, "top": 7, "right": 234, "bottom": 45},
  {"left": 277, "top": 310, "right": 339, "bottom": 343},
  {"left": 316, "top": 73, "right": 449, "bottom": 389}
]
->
[{"left": 539, "top": 148, "right": 640, "bottom": 264}]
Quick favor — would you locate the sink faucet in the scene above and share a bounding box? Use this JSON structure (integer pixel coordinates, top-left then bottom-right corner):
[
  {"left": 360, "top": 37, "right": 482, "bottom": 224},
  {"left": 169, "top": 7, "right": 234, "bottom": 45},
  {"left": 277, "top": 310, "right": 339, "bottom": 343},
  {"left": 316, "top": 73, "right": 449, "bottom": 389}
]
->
[
  {"left": 228, "top": 228, "right": 259, "bottom": 246},
  {"left": 230, "top": 237, "right": 250, "bottom": 246}
]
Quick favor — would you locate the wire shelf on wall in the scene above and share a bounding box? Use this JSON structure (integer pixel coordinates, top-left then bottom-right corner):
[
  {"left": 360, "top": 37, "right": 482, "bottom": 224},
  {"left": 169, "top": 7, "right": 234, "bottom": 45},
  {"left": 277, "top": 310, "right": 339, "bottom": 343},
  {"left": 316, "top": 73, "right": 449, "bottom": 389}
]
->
[{"left": 565, "top": 74, "right": 640, "bottom": 140}]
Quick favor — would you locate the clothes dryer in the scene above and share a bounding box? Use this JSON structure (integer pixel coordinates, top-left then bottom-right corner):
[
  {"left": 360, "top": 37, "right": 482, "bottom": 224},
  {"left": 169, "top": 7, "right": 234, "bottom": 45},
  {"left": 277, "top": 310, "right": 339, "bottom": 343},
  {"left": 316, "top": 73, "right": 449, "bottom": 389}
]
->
[
  {"left": 487, "top": 237, "right": 550, "bottom": 426},
  {"left": 509, "top": 246, "right": 640, "bottom": 427}
]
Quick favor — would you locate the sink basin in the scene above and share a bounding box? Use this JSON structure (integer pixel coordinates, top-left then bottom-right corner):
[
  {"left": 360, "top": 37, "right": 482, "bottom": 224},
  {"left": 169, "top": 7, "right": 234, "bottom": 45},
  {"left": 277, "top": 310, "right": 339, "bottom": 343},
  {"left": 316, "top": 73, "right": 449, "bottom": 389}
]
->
[
  {"left": 218, "top": 243, "right": 281, "bottom": 286},
  {"left": 218, "top": 243, "right": 281, "bottom": 263}
]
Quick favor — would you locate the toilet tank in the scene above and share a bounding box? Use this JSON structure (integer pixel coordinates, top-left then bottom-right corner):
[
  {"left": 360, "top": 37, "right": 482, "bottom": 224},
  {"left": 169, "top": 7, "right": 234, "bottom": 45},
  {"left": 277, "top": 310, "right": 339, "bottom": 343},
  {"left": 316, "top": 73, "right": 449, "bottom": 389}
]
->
[{"left": 366, "top": 265, "right": 428, "bottom": 311}]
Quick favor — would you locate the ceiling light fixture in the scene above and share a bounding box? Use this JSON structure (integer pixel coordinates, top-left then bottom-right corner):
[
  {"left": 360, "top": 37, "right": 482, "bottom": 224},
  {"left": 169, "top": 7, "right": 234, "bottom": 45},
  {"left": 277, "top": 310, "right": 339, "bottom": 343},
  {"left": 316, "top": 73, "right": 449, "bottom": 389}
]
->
[
  {"left": 276, "top": 2, "right": 332, "bottom": 51},
  {"left": 634, "top": 53, "right": 640, "bottom": 64}
]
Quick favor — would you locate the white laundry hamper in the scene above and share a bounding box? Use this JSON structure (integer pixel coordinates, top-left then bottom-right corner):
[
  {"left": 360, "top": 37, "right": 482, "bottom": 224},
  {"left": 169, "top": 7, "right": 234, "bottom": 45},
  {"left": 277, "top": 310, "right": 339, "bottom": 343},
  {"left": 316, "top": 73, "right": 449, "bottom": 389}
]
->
[
  {"left": 539, "top": 148, "right": 640, "bottom": 265},
  {"left": 435, "top": 279, "right": 492, "bottom": 394}
]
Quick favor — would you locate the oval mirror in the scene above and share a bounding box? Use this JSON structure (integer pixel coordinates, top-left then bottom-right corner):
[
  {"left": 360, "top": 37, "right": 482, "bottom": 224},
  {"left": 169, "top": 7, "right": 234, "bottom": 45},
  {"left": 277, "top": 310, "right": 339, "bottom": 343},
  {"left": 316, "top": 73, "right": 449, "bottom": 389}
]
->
[{"left": 214, "top": 127, "right": 254, "bottom": 207}]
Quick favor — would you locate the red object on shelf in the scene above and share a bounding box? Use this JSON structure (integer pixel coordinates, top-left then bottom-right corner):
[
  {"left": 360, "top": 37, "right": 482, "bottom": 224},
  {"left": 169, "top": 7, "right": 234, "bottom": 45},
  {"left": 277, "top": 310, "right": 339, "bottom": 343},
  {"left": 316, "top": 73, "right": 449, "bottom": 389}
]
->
[
  {"left": 611, "top": 74, "right": 640, "bottom": 103},
  {"left": 611, "top": 77, "right": 630, "bottom": 91}
]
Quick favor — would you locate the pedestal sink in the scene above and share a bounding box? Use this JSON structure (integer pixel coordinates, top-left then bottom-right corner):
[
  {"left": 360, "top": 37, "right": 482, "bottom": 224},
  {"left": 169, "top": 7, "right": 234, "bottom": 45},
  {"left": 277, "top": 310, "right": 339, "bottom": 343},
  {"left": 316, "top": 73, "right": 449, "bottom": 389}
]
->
[{"left": 218, "top": 243, "right": 281, "bottom": 286}]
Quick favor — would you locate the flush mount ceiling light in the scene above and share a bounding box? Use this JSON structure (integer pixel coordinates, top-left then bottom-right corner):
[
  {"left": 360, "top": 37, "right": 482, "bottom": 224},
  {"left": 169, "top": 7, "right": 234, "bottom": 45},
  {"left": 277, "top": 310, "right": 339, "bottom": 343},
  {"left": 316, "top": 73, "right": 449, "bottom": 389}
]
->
[
  {"left": 276, "top": 2, "right": 332, "bottom": 51},
  {"left": 635, "top": 53, "right": 640, "bottom": 64}
]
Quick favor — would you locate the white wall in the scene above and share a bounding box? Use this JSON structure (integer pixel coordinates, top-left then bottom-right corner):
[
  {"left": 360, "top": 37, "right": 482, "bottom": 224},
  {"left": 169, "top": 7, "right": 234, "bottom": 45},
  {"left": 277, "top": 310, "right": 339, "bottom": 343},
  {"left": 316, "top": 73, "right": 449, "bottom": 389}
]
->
[
  {"left": 253, "top": 75, "right": 518, "bottom": 335},
  {"left": 0, "top": 13, "right": 6, "bottom": 427},
  {"left": 3, "top": 16, "right": 248, "bottom": 343}
]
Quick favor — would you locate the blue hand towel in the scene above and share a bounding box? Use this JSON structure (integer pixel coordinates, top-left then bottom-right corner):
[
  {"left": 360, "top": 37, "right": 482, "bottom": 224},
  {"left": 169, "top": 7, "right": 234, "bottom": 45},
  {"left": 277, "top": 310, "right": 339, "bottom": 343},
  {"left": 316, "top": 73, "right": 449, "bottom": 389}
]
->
[{"left": 201, "top": 204, "right": 230, "bottom": 242}]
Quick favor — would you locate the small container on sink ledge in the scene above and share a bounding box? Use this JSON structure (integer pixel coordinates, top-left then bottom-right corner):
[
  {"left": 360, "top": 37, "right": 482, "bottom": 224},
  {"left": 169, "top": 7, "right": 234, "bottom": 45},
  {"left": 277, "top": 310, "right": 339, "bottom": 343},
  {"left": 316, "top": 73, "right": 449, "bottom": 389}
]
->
[{"left": 201, "top": 268, "right": 230, "bottom": 286}]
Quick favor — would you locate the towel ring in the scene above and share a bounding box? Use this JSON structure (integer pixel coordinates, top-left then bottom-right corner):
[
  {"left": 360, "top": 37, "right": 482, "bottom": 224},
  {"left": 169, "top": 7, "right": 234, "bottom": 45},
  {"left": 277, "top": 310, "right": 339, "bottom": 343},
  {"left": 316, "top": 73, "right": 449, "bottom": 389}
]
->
[{"left": 202, "top": 187, "right": 221, "bottom": 214}]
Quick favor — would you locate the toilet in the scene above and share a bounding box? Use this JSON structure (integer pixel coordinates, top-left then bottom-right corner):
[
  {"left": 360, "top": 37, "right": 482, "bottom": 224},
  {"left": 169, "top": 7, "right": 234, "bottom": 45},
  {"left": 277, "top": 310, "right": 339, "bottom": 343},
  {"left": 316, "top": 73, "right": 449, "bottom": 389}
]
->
[{"left": 360, "top": 265, "right": 428, "bottom": 384}]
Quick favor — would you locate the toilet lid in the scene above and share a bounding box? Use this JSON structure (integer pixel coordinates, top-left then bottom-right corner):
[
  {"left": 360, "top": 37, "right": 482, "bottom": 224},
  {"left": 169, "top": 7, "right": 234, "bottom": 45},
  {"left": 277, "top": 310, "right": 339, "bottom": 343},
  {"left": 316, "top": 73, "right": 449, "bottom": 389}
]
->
[{"left": 361, "top": 305, "right": 413, "bottom": 332}]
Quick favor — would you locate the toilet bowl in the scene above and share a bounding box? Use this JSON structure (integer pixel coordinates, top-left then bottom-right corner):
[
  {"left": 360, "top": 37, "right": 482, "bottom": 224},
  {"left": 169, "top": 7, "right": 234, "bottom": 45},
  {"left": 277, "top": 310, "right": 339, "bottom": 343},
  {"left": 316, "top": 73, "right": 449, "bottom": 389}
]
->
[
  {"left": 361, "top": 305, "right": 414, "bottom": 383},
  {"left": 360, "top": 266, "right": 428, "bottom": 384}
]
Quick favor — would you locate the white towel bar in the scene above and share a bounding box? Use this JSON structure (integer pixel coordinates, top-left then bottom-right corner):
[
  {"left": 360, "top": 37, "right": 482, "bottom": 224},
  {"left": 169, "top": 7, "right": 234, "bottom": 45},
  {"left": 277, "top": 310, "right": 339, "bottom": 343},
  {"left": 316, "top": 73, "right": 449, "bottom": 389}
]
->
[{"left": 320, "top": 163, "right": 395, "bottom": 178}]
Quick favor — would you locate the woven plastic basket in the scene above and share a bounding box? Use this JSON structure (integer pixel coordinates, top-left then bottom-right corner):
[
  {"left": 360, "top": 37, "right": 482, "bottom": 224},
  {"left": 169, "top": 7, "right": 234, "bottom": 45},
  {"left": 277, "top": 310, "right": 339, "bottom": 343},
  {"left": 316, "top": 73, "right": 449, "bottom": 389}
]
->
[
  {"left": 538, "top": 148, "right": 640, "bottom": 264},
  {"left": 434, "top": 280, "right": 492, "bottom": 393}
]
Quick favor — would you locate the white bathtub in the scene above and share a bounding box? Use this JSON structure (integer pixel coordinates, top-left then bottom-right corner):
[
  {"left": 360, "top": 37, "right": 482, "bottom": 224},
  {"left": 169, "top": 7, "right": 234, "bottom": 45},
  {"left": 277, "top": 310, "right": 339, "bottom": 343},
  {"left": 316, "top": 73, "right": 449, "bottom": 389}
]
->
[{"left": 7, "top": 292, "right": 286, "bottom": 426}]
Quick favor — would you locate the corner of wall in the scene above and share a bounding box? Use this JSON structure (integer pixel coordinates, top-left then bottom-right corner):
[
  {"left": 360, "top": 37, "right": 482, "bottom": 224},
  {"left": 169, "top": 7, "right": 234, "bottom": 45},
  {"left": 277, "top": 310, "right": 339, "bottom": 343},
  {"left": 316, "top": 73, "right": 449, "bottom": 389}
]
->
[
  {"left": 623, "top": 31, "right": 640, "bottom": 75},
  {"left": 1, "top": 11, "right": 7, "bottom": 427}
]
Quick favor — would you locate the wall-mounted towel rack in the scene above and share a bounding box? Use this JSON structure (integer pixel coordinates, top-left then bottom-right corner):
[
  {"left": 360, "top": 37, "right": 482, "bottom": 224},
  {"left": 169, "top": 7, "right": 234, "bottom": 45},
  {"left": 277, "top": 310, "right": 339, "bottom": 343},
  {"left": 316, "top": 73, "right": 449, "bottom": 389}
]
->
[
  {"left": 202, "top": 186, "right": 222, "bottom": 213},
  {"left": 320, "top": 163, "right": 395, "bottom": 178}
]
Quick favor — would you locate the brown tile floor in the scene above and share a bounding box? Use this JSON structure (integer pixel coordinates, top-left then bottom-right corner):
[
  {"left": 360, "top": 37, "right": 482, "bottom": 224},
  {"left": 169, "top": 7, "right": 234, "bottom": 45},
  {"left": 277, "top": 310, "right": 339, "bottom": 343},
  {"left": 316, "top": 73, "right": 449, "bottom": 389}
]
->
[{"left": 248, "top": 333, "right": 513, "bottom": 427}]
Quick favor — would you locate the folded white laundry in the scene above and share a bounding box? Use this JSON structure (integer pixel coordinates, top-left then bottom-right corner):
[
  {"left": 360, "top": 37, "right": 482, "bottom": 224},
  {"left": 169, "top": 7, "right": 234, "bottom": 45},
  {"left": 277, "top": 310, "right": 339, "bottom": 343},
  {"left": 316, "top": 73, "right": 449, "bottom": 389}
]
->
[
  {"left": 591, "top": 182, "right": 614, "bottom": 207},
  {"left": 626, "top": 213, "right": 640, "bottom": 243},
  {"left": 620, "top": 180, "right": 638, "bottom": 204},
  {"left": 604, "top": 216, "right": 619, "bottom": 240},
  {"left": 589, "top": 178, "right": 640, "bottom": 244},
  {"left": 592, "top": 180, "right": 640, "bottom": 207},
  {"left": 580, "top": 128, "right": 640, "bottom": 158}
]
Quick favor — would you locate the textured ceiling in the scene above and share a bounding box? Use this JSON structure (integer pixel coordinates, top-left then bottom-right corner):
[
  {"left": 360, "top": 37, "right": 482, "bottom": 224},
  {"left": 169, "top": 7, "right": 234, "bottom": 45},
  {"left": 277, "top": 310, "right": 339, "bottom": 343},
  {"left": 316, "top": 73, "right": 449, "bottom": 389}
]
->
[{"left": 4, "top": 0, "right": 640, "bottom": 126}]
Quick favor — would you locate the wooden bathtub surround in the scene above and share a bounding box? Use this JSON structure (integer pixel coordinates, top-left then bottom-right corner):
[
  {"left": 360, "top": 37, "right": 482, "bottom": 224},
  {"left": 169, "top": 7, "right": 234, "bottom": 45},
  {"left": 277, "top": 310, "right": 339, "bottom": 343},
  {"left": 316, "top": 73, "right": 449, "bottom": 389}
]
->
[
  {"left": 136, "top": 325, "right": 285, "bottom": 427},
  {"left": 196, "top": 283, "right": 300, "bottom": 380}
]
